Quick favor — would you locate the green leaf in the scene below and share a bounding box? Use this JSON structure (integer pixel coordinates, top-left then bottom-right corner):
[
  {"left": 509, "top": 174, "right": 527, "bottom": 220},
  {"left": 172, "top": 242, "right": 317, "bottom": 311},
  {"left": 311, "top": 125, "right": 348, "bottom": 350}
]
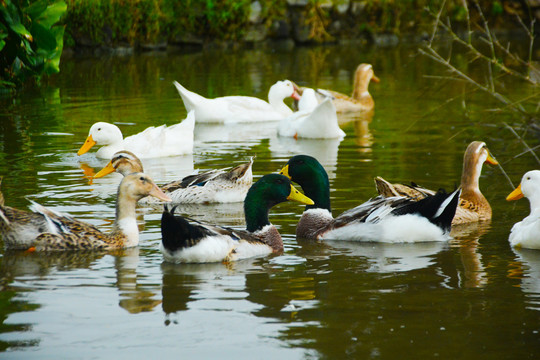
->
[
  {"left": 35, "top": 1, "right": 67, "bottom": 29},
  {"left": 26, "top": 0, "right": 49, "bottom": 20},
  {"left": 44, "top": 25, "right": 64, "bottom": 75},
  {"left": 9, "top": 22, "right": 32, "bottom": 40},
  {"left": 0, "top": 40, "right": 5, "bottom": 52},
  {"left": 31, "top": 22, "right": 57, "bottom": 51}
]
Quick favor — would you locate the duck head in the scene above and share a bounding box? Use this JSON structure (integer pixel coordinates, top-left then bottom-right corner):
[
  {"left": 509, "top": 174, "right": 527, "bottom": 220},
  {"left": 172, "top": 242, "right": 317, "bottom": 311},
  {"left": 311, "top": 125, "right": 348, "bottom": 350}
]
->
[
  {"left": 94, "top": 150, "right": 144, "bottom": 179},
  {"left": 78, "top": 122, "right": 124, "bottom": 156}
]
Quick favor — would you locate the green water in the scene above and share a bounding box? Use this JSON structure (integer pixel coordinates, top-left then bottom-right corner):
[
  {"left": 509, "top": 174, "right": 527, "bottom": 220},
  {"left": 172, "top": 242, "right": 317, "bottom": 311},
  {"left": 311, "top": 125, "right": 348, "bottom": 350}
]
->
[{"left": 0, "top": 44, "right": 539, "bottom": 358}]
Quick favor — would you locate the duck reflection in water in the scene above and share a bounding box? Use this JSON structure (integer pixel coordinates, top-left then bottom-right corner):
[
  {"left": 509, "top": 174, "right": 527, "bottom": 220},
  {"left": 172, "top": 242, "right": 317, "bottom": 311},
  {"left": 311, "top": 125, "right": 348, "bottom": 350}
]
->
[
  {"left": 508, "top": 247, "right": 540, "bottom": 310},
  {"left": 159, "top": 259, "right": 261, "bottom": 325}
]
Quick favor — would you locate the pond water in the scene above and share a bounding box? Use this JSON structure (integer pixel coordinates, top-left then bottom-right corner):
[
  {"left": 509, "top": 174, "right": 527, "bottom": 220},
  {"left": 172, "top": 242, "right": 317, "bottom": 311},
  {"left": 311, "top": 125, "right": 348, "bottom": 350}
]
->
[{"left": 1, "top": 43, "right": 540, "bottom": 358}]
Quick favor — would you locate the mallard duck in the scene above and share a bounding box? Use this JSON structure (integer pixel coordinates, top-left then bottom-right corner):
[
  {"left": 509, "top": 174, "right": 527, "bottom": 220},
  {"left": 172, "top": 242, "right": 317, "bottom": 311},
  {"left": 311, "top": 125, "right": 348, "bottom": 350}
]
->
[
  {"left": 93, "top": 150, "right": 253, "bottom": 204},
  {"left": 0, "top": 173, "right": 171, "bottom": 251},
  {"left": 374, "top": 141, "right": 498, "bottom": 225},
  {"left": 173, "top": 80, "right": 300, "bottom": 123},
  {"left": 294, "top": 63, "right": 379, "bottom": 113},
  {"left": 506, "top": 170, "right": 540, "bottom": 249},
  {"left": 278, "top": 96, "right": 345, "bottom": 140},
  {"left": 77, "top": 111, "right": 195, "bottom": 159},
  {"left": 280, "top": 155, "right": 461, "bottom": 243},
  {"left": 160, "top": 173, "right": 314, "bottom": 263}
]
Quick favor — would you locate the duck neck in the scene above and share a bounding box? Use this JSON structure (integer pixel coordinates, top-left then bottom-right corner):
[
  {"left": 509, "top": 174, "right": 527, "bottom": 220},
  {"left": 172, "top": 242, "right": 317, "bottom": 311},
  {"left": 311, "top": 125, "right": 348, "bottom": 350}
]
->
[
  {"left": 268, "top": 90, "right": 292, "bottom": 116},
  {"left": 244, "top": 196, "right": 272, "bottom": 233},
  {"left": 351, "top": 73, "right": 369, "bottom": 101},
  {"left": 528, "top": 195, "right": 540, "bottom": 215},
  {"left": 302, "top": 173, "right": 331, "bottom": 213},
  {"left": 113, "top": 189, "right": 140, "bottom": 247},
  {"left": 461, "top": 155, "right": 483, "bottom": 196}
]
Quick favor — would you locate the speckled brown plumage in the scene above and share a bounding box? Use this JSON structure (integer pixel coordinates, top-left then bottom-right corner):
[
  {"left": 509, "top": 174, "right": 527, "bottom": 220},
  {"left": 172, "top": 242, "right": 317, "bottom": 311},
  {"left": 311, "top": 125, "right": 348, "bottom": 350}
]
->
[{"left": 0, "top": 173, "right": 170, "bottom": 251}]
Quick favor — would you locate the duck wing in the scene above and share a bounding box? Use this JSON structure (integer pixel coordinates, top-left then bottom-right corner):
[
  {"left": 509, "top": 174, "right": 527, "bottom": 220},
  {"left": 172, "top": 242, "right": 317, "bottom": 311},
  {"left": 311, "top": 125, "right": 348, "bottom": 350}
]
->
[
  {"left": 374, "top": 176, "right": 436, "bottom": 199},
  {"left": 333, "top": 189, "right": 461, "bottom": 233},
  {"left": 161, "top": 205, "right": 265, "bottom": 253}
]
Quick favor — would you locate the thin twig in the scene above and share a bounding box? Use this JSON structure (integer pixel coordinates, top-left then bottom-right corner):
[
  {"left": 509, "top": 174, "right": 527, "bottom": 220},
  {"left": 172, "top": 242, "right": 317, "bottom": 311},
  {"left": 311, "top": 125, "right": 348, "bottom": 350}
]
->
[{"left": 504, "top": 122, "right": 540, "bottom": 164}]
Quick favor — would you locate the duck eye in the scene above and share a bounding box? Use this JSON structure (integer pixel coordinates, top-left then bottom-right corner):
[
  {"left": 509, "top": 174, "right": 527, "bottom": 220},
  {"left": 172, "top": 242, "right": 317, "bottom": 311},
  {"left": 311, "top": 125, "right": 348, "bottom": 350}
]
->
[
  {"left": 527, "top": 177, "right": 531, "bottom": 180},
  {"left": 97, "top": 128, "right": 101, "bottom": 131},
  {"left": 140, "top": 176, "right": 145, "bottom": 182}
]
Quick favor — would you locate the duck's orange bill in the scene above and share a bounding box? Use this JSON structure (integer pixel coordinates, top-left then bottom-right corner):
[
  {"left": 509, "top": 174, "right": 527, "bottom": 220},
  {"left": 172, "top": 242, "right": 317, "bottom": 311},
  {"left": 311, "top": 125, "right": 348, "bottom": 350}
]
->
[
  {"left": 291, "top": 89, "right": 301, "bottom": 101},
  {"left": 77, "top": 135, "right": 96, "bottom": 156},
  {"left": 93, "top": 161, "right": 116, "bottom": 179},
  {"left": 486, "top": 152, "right": 498, "bottom": 165},
  {"left": 372, "top": 75, "right": 380, "bottom": 83},
  {"left": 506, "top": 184, "right": 524, "bottom": 201}
]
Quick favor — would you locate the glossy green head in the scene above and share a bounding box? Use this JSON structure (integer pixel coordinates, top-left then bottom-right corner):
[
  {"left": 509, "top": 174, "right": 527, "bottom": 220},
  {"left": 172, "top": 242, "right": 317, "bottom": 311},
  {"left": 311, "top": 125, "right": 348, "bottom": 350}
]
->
[
  {"left": 279, "top": 155, "right": 331, "bottom": 212},
  {"left": 244, "top": 173, "right": 313, "bottom": 233}
]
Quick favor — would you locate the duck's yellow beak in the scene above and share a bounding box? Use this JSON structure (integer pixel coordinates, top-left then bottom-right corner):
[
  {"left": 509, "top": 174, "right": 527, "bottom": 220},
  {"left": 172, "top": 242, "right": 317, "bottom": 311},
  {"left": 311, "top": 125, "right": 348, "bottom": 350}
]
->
[
  {"left": 506, "top": 184, "right": 524, "bottom": 201},
  {"left": 279, "top": 164, "right": 290, "bottom": 179},
  {"left": 372, "top": 74, "right": 380, "bottom": 83},
  {"left": 93, "top": 161, "right": 116, "bottom": 179},
  {"left": 78, "top": 135, "right": 96, "bottom": 156},
  {"left": 486, "top": 152, "right": 498, "bottom": 165},
  {"left": 288, "top": 184, "right": 314, "bottom": 205}
]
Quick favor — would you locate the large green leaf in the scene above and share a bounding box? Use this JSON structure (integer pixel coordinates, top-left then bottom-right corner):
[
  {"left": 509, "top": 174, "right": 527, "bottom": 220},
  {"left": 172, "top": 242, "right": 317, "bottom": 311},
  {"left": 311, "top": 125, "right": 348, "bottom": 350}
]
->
[
  {"left": 44, "top": 25, "right": 64, "bottom": 75},
  {"left": 31, "top": 22, "right": 57, "bottom": 51},
  {"left": 35, "top": 1, "right": 67, "bottom": 29},
  {"left": 26, "top": 0, "right": 49, "bottom": 20}
]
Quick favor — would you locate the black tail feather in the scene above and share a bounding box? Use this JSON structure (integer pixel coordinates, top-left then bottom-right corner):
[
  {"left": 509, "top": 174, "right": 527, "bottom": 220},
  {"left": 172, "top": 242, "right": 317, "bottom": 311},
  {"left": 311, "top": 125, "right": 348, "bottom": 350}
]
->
[
  {"left": 391, "top": 188, "right": 461, "bottom": 232},
  {"left": 161, "top": 206, "right": 211, "bottom": 252}
]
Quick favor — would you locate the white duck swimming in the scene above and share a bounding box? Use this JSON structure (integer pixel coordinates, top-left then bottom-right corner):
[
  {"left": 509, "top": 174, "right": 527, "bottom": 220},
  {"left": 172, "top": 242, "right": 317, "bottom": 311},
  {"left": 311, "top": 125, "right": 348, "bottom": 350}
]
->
[
  {"left": 173, "top": 80, "right": 300, "bottom": 123},
  {"left": 0, "top": 173, "right": 171, "bottom": 251},
  {"left": 93, "top": 150, "right": 254, "bottom": 204},
  {"left": 77, "top": 111, "right": 195, "bottom": 159},
  {"left": 507, "top": 170, "right": 540, "bottom": 249},
  {"left": 277, "top": 95, "right": 345, "bottom": 139}
]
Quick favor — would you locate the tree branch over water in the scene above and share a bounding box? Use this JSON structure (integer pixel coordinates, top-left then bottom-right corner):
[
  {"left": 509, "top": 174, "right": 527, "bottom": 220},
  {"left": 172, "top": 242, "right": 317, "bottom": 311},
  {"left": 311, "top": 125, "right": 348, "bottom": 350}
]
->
[{"left": 421, "top": 0, "right": 540, "bottom": 164}]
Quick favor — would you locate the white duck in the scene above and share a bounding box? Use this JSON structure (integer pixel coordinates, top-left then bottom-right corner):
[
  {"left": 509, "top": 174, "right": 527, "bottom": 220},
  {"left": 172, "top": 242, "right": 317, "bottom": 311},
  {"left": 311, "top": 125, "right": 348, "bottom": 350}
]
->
[
  {"left": 77, "top": 111, "right": 195, "bottom": 159},
  {"left": 507, "top": 170, "right": 540, "bottom": 249},
  {"left": 277, "top": 95, "right": 345, "bottom": 139},
  {"left": 173, "top": 80, "right": 300, "bottom": 123}
]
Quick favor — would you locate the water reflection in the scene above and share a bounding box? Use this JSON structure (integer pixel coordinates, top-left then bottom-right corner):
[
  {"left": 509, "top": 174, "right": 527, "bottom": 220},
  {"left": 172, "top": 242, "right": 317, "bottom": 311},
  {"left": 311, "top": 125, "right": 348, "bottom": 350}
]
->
[
  {"left": 339, "top": 109, "right": 375, "bottom": 150},
  {"left": 269, "top": 136, "right": 341, "bottom": 179},
  {"left": 115, "top": 248, "right": 162, "bottom": 314},
  {"left": 160, "top": 259, "right": 260, "bottom": 323},
  {"left": 511, "top": 248, "right": 540, "bottom": 311},
  {"left": 450, "top": 221, "right": 492, "bottom": 289}
]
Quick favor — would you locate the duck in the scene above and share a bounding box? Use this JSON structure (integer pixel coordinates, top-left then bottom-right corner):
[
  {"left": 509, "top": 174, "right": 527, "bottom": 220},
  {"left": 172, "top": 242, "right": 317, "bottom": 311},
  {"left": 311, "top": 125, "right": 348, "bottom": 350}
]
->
[
  {"left": 374, "top": 141, "right": 498, "bottom": 225},
  {"left": 280, "top": 155, "right": 461, "bottom": 243},
  {"left": 77, "top": 111, "right": 195, "bottom": 159},
  {"left": 277, "top": 96, "right": 345, "bottom": 139},
  {"left": 0, "top": 173, "right": 171, "bottom": 251},
  {"left": 506, "top": 170, "right": 540, "bottom": 250},
  {"left": 294, "top": 63, "right": 379, "bottom": 113},
  {"left": 160, "top": 173, "right": 314, "bottom": 263},
  {"left": 93, "top": 150, "right": 254, "bottom": 204},
  {"left": 173, "top": 80, "right": 300, "bottom": 123}
]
